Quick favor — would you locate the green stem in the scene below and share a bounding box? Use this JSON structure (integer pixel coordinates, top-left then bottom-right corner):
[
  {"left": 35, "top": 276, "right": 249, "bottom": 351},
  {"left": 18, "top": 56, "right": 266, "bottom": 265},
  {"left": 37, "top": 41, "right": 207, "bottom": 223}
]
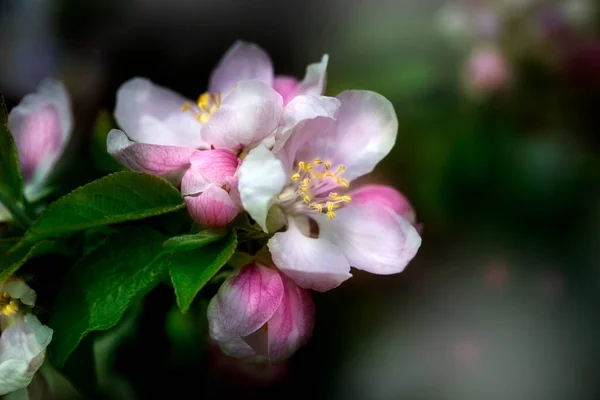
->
[{"left": 0, "top": 191, "right": 33, "bottom": 229}]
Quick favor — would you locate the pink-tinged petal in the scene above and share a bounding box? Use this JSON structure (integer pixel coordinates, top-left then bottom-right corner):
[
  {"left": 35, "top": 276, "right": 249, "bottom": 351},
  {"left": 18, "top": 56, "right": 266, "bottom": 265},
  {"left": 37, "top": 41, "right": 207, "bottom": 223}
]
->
[
  {"left": 180, "top": 161, "right": 210, "bottom": 196},
  {"left": 294, "top": 54, "right": 328, "bottom": 97},
  {"left": 225, "top": 175, "right": 241, "bottom": 206},
  {"left": 114, "top": 77, "right": 205, "bottom": 148},
  {"left": 185, "top": 184, "right": 240, "bottom": 227},
  {"left": 209, "top": 41, "right": 274, "bottom": 94},
  {"left": 7, "top": 79, "right": 72, "bottom": 194},
  {"left": 190, "top": 149, "right": 239, "bottom": 185},
  {"left": 107, "top": 129, "right": 195, "bottom": 184},
  {"left": 350, "top": 184, "right": 417, "bottom": 225},
  {"left": 267, "top": 273, "right": 315, "bottom": 363},
  {"left": 238, "top": 145, "right": 287, "bottom": 232},
  {"left": 306, "top": 90, "right": 398, "bottom": 182},
  {"left": 181, "top": 149, "right": 239, "bottom": 196},
  {"left": 273, "top": 95, "right": 340, "bottom": 154},
  {"left": 273, "top": 76, "right": 299, "bottom": 105},
  {"left": 268, "top": 218, "right": 352, "bottom": 292},
  {"left": 317, "top": 203, "right": 421, "bottom": 275},
  {"left": 207, "top": 263, "right": 284, "bottom": 341},
  {"left": 11, "top": 105, "right": 62, "bottom": 183},
  {"left": 202, "top": 80, "right": 283, "bottom": 150}
]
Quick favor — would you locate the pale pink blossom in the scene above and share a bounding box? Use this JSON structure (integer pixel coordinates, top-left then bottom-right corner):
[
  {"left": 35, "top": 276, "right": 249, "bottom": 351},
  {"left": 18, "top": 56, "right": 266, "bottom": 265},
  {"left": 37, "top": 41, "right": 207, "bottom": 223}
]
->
[
  {"left": 6, "top": 79, "right": 72, "bottom": 201},
  {"left": 0, "top": 279, "right": 53, "bottom": 396},
  {"left": 207, "top": 263, "right": 314, "bottom": 363},
  {"left": 238, "top": 92, "right": 421, "bottom": 292}
]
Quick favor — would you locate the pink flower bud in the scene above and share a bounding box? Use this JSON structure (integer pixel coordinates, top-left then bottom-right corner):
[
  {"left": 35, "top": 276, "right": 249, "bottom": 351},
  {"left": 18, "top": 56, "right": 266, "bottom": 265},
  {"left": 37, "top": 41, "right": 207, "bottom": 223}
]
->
[
  {"left": 464, "top": 46, "right": 511, "bottom": 95},
  {"left": 181, "top": 149, "right": 241, "bottom": 227},
  {"left": 350, "top": 184, "right": 417, "bottom": 225},
  {"left": 7, "top": 79, "right": 72, "bottom": 199},
  {"left": 272, "top": 76, "right": 299, "bottom": 105},
  {"left": 207, "top": 263, "right": 315, "bottom": 364}
]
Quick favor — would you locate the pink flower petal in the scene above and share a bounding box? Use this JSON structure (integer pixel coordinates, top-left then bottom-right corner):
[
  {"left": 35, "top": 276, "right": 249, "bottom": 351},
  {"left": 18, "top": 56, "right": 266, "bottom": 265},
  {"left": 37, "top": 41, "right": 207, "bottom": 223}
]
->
[
  {"left": 268, "top": 218, "right": 352, "bottom": 292},
  {"left": 350, "top": 184, "right": 417, "bottom": 224},
  {"left": 107, "top": 129, "right": 195, "bottom": 184},
  {"left": 267, "top": 273, "right": 315, "bottom": 363},
  {"left": 207, "top": 263, "right": 284, "bottom": 341},
  {"left": 273, "top": 76, "right": 299, "bottom": 105},
  {"left": 317, "top": 203, "right": 421, "bottom": 275},
  {"left": 7, "top": 79, "right": 72, "bottom": 195},
  {"left": 201, "top": 80, "right": 283, "bottom": 150},
  {"left": 209, "top": 41, "right": 274, "bottom": 93},
  {"left": 185, "top": 184, "right": 240, "bottom": 227}
]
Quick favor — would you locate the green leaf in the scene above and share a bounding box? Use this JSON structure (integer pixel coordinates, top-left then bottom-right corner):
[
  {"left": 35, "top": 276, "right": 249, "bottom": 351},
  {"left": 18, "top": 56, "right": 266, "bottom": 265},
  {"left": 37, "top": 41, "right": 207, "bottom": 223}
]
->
[
  {"left": 162, "top": 229, "right": 226, "bottom": 252},
  {"left": 49, "top": 227, "right": 170, "bottom": 367},
  {"left": 0, "top": 239, "right": 67, "bottom": 280},
  {"left": 0, "top": 95, "right": 24, "bottom": 202},
  {"left": 169, "top": 231, "right": 237, "bottom": 313},
  {"left": 15, "top": 171, "right": 184, "bottom": 247}
]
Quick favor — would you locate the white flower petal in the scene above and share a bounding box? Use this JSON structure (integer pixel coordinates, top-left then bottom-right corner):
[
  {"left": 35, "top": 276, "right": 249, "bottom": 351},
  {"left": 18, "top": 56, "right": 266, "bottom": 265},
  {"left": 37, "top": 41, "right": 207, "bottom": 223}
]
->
[
  {"left": 272, "top": 95, "right": 340, "bottom": 153},
  {"left": 295, "top": 54, "right": 329, "bottom": 97},
  {"left": 0, "top": 315, "right": 53, "bottom": 395},
  {"left": 208, "top": 41, "right": 274, "bottom": 93},
  {"left": 268, "top": 218, "right": 352, "bottom": 292},
  {"left": 238, "top": 145, "right": 287, "bottom": 232},
  {"left": 302, "top": 90, "right": 398, "bottom": 182},
  {"left": 201, "top": 80, "right": 283, "bottom": 150},
  {"left": 0, "top": 279, "right": 36, "bottom": 307},
  {"left": 114, "top": 77, "right": 204, "bottom": 148},
  {"left": 317, "top": 203, "right": 421, "bottom": 275}
]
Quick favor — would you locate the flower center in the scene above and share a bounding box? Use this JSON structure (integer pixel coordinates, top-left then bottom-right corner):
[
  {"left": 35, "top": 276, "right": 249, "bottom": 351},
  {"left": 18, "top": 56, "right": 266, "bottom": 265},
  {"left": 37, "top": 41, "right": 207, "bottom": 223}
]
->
[
  {"left": 181, "top": 92, "right": 222, "bottom": 123},
  {"left": 0, "top": 292, "right": 21, "bottom": 316},
  {"left": 278, "top": 158, "right": 352, "bottom": 220}
]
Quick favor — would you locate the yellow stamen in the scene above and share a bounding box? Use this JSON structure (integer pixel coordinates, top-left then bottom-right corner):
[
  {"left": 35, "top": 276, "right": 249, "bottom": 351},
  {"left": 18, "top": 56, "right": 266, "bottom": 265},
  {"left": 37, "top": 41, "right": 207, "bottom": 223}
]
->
[
  {"left": 314, "top": 158, "right": 322, "bottom": 165},
  {"left": 291, "top": 173, "right": 301, "bottom": 181},
  {"left": 324, "top": 161, "right": 331, "bottom": 170},
  {"left": 326, "top": 211, "right": 336, "bottom": 219}
]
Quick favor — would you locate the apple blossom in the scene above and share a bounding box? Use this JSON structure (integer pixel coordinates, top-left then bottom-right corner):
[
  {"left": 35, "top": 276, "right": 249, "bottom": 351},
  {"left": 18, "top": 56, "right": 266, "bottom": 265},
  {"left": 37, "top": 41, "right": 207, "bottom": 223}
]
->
[
  {"left": 0, "top": 279, "right": 52, "bottom": 396},
  {"left": 207, "top": 262, "right": 314, "bottom": 364},
  {"left": 238, "top": 92, "right": 421, "bottom": 292},
  {"left": 0, "top": 79, "right": 72, "bottom": 222}
]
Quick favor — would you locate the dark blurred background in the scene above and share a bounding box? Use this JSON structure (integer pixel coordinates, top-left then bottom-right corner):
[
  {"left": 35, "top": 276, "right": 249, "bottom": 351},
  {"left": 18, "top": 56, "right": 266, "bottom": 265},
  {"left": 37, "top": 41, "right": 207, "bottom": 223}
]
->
[{"left": 1, "top": 0, "right": 600, "bottom": 399}]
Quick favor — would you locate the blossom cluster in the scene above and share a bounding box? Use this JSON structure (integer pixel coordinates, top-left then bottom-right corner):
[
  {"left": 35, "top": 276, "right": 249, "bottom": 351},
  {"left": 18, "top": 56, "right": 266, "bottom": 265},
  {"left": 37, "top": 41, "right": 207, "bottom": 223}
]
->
[
  {"left": 0, "top": 41, "right": 421, "bottom": 395},
  {"left": 106, "top": 41, "right": 421, "bottom": 362}
]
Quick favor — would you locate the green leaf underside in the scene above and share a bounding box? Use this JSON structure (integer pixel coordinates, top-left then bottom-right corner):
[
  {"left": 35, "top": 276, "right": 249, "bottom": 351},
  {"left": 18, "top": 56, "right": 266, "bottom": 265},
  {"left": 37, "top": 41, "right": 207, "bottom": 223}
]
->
[
  {"left": 49, "top": 228, "right": 170, "bottom": 367},
  {"left": 0, "top": 95, "right": 24, "bottom": 202},
  {"left": 170, "top": 231, "right": 237, "bottom": 313},
  {"left": 162, "top": 229, "right": 227, "bottom": 252},
  {"left": 15, "top": 172, "right": 184, "bottom": 248}
]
